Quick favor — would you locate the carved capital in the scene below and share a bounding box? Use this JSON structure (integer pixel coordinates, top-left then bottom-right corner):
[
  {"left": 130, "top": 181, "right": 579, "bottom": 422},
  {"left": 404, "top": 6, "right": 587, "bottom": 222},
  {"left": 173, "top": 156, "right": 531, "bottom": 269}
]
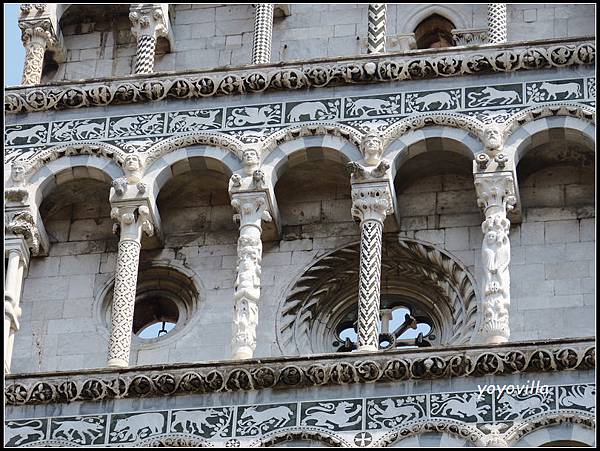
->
[
  {"left": 231, "top": 192, "right": 272, "bottom": 231},
  {"left": 129, "top": 4, "right": 169, "bottom": 40},
  {"left": 351, "top": 182, "right": 393, "bottom": 224},
  {"left": 474, "top": 172, "right": 517, "bottom": 218},
  {"left": 5, "top": 210, "right": 42, "bottom": 256},
  {"left": 19, "top": 21, "right": 54, "bottom": 48},
  {"left": 110, "top": 204, "right": 154, "bottom": 240}
]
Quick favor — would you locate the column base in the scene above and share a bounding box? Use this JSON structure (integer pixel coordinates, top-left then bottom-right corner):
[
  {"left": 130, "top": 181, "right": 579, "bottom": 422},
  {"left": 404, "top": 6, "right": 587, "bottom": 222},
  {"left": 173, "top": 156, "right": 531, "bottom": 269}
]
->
[
  {"left": 232, "top": 346, "right": 254, "bottom": 360},
  {"left": 107, "top": 358, "right": 129, "bottom": 368},
  {"left": 358, "top": 344, "right": 379, "bottom": 352}
]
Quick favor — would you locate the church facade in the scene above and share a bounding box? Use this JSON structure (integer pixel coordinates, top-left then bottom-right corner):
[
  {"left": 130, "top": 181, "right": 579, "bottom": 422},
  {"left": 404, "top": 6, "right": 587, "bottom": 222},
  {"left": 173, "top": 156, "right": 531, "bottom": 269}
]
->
[{"left": 4, "top": 4, "right": 595, "bottom": 447}]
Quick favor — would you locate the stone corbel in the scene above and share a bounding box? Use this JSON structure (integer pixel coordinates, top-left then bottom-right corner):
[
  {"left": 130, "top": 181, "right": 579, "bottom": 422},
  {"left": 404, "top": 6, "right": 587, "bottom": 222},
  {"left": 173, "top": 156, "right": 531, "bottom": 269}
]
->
[
  {"left": 274, "top": 4, "right": 291, "bottom": 17},
  {"left": 129, "top": 3, "right": 175, "bottom": 52}
]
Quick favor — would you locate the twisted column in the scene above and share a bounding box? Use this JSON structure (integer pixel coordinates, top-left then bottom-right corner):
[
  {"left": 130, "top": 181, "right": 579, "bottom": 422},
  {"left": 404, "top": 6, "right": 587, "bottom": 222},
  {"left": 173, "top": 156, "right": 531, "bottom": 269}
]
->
[
  {"left": 487, "top": 4, "right": 507, "bottom": 44},
  {"left": 367, "top": 4, "right": 387, "bottom": 54},
  {"left": 134, "top": 35, "right": 157, "bottom": 74},
  {"left": 106, "top": 205, "right": 154, "bottom": 368},
  {"left": 20, "top": 26, "right": 52, "bottom": 85},
  {"left": 4, "top": 239, "right": 29, "bottom": 373},
  {"left": 350, "top": 182, "right": 393, "bottom": 351},
  {"left": 230, "top": 192, "right": 272, "bottom": 359},
  {"left": 129, "top": 5, "right": 170, "bottom": 75},
  {"left": 252, "top": 4, "right": 274, "bottom": 64},
  {"left": 474, "top": 173, "right": 517, "bottom": 344}
]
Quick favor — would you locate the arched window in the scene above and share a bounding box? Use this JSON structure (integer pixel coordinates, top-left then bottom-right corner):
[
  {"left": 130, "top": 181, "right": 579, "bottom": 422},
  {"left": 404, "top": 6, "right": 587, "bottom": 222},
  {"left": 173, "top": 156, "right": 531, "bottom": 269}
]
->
[{"left": 414, "top": 14, "right": 455, "bottom": 49}]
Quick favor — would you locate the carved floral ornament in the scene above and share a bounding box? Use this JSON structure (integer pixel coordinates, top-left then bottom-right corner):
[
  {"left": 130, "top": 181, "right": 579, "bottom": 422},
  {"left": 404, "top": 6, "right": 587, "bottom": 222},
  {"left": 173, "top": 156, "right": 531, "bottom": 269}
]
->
[
  {"left": 4, "top": 338, "right": 593, "bottom": 406},
  {"left": 4, "top": 39, "right": 594, "bottom": 114}
]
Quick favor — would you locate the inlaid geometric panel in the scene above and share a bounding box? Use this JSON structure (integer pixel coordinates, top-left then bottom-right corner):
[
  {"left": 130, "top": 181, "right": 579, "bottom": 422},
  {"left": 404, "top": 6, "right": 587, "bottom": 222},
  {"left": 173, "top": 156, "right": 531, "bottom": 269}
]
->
[{"left": 526, "top": 79, "right": 585, "bottom": 103}]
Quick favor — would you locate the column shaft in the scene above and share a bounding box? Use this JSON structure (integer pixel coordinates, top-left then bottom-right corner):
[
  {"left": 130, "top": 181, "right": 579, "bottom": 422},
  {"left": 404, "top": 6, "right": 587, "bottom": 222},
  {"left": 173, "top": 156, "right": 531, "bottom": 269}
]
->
[
  {"left": 487, "top": 3, "right": 507, "bottom": 44},
  {"left": 357, "top": 219, "right": 384, "bottom": 351},
  {"left": 367, "top": 3, "right": 387, "bottom": 54},
  {"left": 4, "top": 249, "right": 26, "bottom": 373},
  {"left": 252, "top": 4, "right": 274, "bottom": 64},
  {"left": 134, "top": 35, "right": 157, "bottom": 74},
  {"left": 21, "top": 34, "right": 47, "bottom": 85}
]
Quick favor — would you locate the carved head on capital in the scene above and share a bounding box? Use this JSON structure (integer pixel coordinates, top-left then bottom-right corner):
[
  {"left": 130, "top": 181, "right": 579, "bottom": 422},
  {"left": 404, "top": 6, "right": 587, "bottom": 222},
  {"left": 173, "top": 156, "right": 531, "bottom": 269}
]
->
[
  {"left": 483, "top": 124, "right": 503, "bottom": 152},
  {"left": 10, "top": 161, "right": 27, "bottom": 186},
  {"left": 242, "top": 149, "right": 260, "bottom": 175},
  {"left": 360, "top": 132, "right": 384, "bottom": 166},
  {"left": 122, "top": 154, "right": 144, "bottom": 183}
]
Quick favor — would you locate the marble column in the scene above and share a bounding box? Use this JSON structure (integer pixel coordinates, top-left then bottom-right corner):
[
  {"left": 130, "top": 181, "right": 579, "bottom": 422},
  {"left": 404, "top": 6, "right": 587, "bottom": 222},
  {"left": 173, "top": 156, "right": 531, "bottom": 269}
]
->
[
  {"left": 251, "top": 4, "right": 274, "bottom": 64},
  {"left": 367, "top": 4, "right": 387, "bottom": 54},
  {"left": 4, "top": 238, "right": 29, "bottom": 373},
  {"left": 20, "top": 26, "right": 52, "bottom": 85},
  {"left": 106, "top": 205, "right": 154, "bottom": 368},
  {"left": 351, "top": 182, "right": 393, "bottom": 351},
  {"left": 487, "top": 4, "right": 507, "bottom": 44},
  {"left": 129, "top": 5, "right": 169, "bottom": 74},
  {"left": 230, "top": 192, "right": 272, "bottom": 359},
  {"left": 474, "top": 172, "right": 517, "bottom": 344}
]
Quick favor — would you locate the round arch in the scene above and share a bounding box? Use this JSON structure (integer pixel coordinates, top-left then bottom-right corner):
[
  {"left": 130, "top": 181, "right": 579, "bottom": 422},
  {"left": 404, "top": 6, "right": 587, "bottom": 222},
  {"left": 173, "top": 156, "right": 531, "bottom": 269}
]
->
[
  {"left": 401, "top": 4, "right": 469, "bottom": 35},
  {"left": 28, "top": 154, "right": 123, "bottom": 209},
  {"left": 261, "top": 133, "right": 362, "bottom": 188},
  {"left": 142, "top": 145, "right": 241, "bottom": 203},
  {"left": 504, "top": 115, "right": 595, "bottom": 168},
  {"left": 374, "top": 418, "right": 484, "bottom": 447},
  {"left": 505, "top": 412, "right": 596, "bottom": 447},
  {"left": 249, "top": 426, "right": 351, "bottom": 447}
]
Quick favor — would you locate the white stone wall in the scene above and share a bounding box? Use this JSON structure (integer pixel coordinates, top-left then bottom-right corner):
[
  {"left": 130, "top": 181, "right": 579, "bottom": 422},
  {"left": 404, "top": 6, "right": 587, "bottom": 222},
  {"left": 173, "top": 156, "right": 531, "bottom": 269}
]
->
[{"left": 42, "top": 4, "right": 595, "bottom": 82}]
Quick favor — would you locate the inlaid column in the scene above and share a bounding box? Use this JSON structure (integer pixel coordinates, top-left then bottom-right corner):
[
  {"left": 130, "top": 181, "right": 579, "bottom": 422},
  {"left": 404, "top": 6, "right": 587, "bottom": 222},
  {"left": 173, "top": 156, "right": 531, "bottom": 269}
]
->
[
  {"left": 106, "top": 205, "right": 154, "bottom": 368},
  {"left": 4, "top": 237, "right": 29, "bottom": 373},
  {"left": 474, "top": 172, "right": 517, "bottom": 344},
  {"left": 350, "top": 182, "right": 393, "bottom": 351},
  {"left": 230, "top": 192, "right": 272, "bottom": 359},
  {"left": 20, "top": 26, "right": 52, "bottom": 85},
  {"left": 487, "top": 3, "right": 507, "bottom": 44},
  {"left": 251, "top": 4, "right": 274, "bottom": 64},
  {"left": 367, "top": 4, "right": 387, "bottom": 54},
  {"left": 129, "top": 5, "right": 170, "bottom": 74}
]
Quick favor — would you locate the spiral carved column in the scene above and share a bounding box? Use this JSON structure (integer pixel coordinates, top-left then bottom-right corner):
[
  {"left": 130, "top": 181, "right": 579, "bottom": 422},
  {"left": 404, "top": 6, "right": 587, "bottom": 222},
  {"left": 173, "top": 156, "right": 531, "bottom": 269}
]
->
[
  {"left": 129, "top": 5, "right": 170, "bottom": 75},
  {"left": 134, "top": 35, "right": 157, "bottom": 74},
  {"left": 106, "top": 205, "right": 154, "bottom": 368},
  {"left": 474, "top": 172, "right": 517, "bottom": 344},
  {"left": 252, "top": 4, "right": 274, "bottom": 64},
  {"left": 487, "top": 4, "right": 507, "bottom": 44},
  {"left": 351, "top": 182, "right": 393, "bottom": 351},
  {"left": 230, "top": 192, "right": 272, "bottom": 359}
]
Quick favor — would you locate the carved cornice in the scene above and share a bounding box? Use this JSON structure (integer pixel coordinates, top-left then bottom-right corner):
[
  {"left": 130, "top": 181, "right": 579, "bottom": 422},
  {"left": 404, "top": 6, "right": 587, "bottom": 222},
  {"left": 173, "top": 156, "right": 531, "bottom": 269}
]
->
[
  {"left": 4, "top": 337, "right": 594, "bottom": 406},
  {"left": 4, "top": 37, "right": 594, "bottom": 114}
]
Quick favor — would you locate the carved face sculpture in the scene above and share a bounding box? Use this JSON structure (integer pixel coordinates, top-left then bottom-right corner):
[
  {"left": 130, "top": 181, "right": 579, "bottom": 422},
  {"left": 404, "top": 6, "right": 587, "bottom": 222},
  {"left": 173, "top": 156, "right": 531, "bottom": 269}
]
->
[
  {"left": 124, "top": 155, "right": 142, "bottom": 172},
  {"left": 485, "top": 230, "right": 498, "bottom": 245},
  {"left": 483, "top": 125, "right": 502, "bottom": 151},
  {"left": 242, "top": 150, "right": 260, "bottom": 174},
  {"left": 11, "top": 162, "right": 26, "bottom": 184},
  {"left": 361, "top": 133, "right": 383, "bottom": 165}
]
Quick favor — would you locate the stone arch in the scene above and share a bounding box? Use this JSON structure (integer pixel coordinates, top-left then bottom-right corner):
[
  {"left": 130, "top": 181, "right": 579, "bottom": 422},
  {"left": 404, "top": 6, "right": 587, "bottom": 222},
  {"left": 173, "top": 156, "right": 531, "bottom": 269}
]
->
[
  {"left": 383, "top": 123, "right": 482, "bottom": 181},
  {"left": 505, "top": 411, "right": 596, "bottom": 447},
  {"left": 261, "top": 125, "right": 363, "bottom": 188},
  {"left": 23, "top": 439, "right": 83, "bottom": 447},
  {"left": 373, "top": 418, "right": 484, "bottom": 447},
  {"left": 503, "top": 104, "right": 595, "bottom": 167},
  {"left": 145, "top": 132, "right": 244, "bottom": 167},
  {"left": 249, "top": 426, "right": 350, "bottom": 447},
  {"left": 142, "top": 145, "right": 241, "bottom": 203},
  {"left": 401, "top": 4, "right": 469, "bottom": 35},
  {"left": 27, "top": 154, "right": 124, "bottom": 209},
  {"left": 276, "top": 237, "right": 479, "bottom": 355}
]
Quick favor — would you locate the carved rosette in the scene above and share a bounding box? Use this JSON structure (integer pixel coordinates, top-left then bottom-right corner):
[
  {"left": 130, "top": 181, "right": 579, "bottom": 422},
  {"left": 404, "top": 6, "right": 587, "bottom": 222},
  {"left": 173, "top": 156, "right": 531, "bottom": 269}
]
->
[
  {"left": 474, "top": 173, "right": 517, "bottom": 344},
  {"left": 351, "top": 181, "right": 393, "bottom": 351},
  {"left": 230, "top": 192, "right": 272, "bottom": 360},
  {"left": 251, "top": 4, "right": 274, "bottom": 64},
  {"left": 107, "top": 205, "right": 154, "bottom": 368},
  {"left": 19, "top": 25, "right": 53, "bottom": 85}
]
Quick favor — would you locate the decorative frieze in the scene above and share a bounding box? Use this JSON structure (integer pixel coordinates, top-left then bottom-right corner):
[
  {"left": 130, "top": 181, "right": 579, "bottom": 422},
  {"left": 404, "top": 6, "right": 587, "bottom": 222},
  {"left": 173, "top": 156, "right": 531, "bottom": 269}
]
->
[
  {"left": 4, "top": 381, "right": 596, "bottom": 446},
  {"left": 5, "top": 38, "right": 594, "bottom": 114}
]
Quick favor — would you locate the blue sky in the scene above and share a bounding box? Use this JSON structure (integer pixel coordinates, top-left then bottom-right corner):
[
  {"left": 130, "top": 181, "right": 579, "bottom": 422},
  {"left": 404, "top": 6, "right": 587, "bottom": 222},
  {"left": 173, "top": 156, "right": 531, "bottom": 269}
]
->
[{"left": 5, "top": 4, "right": 26, "bottom": 86}]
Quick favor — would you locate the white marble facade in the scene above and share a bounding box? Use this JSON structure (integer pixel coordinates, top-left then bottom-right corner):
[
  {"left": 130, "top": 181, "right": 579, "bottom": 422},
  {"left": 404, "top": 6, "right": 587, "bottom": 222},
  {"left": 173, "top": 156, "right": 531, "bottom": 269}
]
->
[{"left": 4, "top": 3, "right": 596, "bottom": 448}]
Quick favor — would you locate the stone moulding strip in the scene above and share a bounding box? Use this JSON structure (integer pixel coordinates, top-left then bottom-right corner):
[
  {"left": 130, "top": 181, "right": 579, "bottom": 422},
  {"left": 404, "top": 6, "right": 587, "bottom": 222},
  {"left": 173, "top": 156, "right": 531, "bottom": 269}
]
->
[
  {"left": 4, "top": 37, "right": 594, "bottom": 115},
  {"left": 4, "top": 337, "right": 594, "bottom": 406}
]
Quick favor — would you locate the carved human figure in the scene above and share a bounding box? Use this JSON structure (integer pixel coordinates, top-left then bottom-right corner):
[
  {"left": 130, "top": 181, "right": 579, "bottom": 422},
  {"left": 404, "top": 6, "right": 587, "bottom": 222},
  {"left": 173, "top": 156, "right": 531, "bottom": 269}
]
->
[
  {"left": 235, "top": 236, "right": 261, "bottom": 299},
  {"left": 361, "top": 132, "right": 384, "bottom": 166},
  {"left": 481, "top": 216, "right": 510, "bottom": 295},
  {"left": 10, "top": 162, "right": 27, "bottom": 187},
  {"left": 113, "top": 155, "right": 145, "bottom": 196},
  {"left": 482, "top": 124, "right": 503, "bottom": 152},
  {"left": 242, "top": 149, "right": 261, "bottom": 176}
]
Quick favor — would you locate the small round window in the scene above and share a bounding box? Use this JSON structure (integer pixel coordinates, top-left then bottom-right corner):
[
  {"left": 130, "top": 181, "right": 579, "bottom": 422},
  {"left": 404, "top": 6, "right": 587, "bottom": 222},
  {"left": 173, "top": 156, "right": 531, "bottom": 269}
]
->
[{"left": 133, "top": 296, "right": 180, "bottom": 340}]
